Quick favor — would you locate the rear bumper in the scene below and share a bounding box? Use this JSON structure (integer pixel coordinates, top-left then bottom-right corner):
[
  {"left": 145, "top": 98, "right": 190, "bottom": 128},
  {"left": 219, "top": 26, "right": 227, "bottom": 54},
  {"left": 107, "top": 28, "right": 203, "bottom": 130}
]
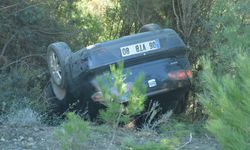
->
[{"left": 147, "top": 81, "right": 190, "bottom": 97}]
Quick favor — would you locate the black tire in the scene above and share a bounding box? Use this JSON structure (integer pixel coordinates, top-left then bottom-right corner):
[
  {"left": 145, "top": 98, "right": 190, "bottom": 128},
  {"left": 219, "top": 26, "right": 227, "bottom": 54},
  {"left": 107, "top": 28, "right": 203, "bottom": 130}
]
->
[
  {"left": 139, "top": 23, "right": 162, "bottom": 33},
  {"left": 174, "top": 92, "right": 189, "bottom": 114},
  {"left": 47, "top": 42, "right": 74, "bottom": 103},
  {"left": 47, "top": 42, "right": 71, "bottom": 88}
]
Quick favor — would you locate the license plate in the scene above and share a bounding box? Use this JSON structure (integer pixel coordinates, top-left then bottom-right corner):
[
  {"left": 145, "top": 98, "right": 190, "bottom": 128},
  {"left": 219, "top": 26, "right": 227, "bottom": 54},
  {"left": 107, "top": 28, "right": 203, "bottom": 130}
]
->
[
  {"left": 120, "top": 39, "right": 160, "bottom": 57},
  {"left": 148, "top": 79, "right": 157, "bottom": 87}
]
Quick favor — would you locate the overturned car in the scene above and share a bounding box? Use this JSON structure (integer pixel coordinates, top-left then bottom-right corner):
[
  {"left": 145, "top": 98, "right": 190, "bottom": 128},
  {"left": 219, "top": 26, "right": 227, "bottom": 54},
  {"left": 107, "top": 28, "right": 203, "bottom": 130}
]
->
[{"left": 45, "top": 24, "right": 192, "bottom": 118}]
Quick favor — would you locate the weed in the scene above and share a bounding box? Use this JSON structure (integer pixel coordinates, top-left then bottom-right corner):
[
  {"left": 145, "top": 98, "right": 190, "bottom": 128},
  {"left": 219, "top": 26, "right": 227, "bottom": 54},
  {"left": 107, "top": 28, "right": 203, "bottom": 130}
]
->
[
  {"left": 122, "top": 137, "right": 178, "bottom": 150},
  {"left": 6, "top": 107, "right": 41, "bottom": 125}
]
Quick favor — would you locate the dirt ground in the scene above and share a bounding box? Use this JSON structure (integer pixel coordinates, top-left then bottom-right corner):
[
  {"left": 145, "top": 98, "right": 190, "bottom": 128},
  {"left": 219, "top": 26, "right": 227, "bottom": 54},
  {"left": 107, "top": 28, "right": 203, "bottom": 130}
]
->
[
  {"left": 0, "top": 124, "right": 59, "bottom": 150},
  {"left": 0, "top": 122, "right": 221, "bottom": 150}
]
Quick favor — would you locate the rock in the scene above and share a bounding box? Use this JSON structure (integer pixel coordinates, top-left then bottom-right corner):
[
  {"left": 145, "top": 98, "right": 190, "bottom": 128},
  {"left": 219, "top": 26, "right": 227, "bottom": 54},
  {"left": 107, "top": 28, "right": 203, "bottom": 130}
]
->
[
  {"left": 18, "top": 136, "right": 24, "bottom": 141},
  {"left": 0, "top": 137, "right": 5, "bottom": 142},
  {"left": 28, "top": 137, "right": 34, "bottom": 142},
  {"left": 34, "top": 127, "right": 39, "bottom": 132}
]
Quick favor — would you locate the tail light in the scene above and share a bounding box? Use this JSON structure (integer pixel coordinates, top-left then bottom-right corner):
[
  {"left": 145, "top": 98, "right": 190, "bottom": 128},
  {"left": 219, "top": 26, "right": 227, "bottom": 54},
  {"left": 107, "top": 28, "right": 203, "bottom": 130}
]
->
[
  {"left": 168, "top": 69, "right": 192, "bottom": 80},
  {"left": 186, "top": 70, "right": 192, "bottom": 78}
]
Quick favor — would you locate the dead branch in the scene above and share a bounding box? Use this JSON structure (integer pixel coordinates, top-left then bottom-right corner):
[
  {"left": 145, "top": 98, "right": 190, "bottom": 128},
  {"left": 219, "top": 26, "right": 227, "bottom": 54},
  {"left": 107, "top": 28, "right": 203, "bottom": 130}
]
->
[
  {"left": 1, "top": 34, "right": 16, "bottom": 56},
  {"left": 0, "top": 3, "right": 19, "bottom": 11},
  {"left": 172, "top": 0, "right": 184, "bottom": 36},
  {"left": 14, "top": 2, "right": 46, "bottom": 14},
  {"left": 32, "top": 29, "right": 76, "bottom": 36},
  {"left": 172, "top": 0, "right": 207, "bottom": 46},
  {"left": 176, "top": 133, "right": 193, "bottom": 150},
  {"left": 0, "top": 33, "right": 15, "bottom": 67},
  {"left": 0, "top": 54, "right": 46, "bottom": 70},
  {"left": 134, "top": 1, "right": 144, "bottom": 25},
  {"left": 151, "top": 110, "right": 172, "bottom": 129}
]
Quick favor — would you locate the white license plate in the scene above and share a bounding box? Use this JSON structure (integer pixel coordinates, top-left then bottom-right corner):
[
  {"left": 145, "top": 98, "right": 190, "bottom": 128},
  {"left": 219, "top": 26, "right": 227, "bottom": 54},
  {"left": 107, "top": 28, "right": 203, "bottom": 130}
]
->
[{"left": 120, "top": 39, "right": 160, "bottom": 57}]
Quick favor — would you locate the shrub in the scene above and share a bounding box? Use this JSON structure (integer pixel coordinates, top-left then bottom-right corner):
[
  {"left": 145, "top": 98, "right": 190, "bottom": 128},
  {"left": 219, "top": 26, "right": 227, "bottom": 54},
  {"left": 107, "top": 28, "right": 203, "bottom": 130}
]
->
[
  {"left": 197, "top": 1, "right": 250, "bottom": 149},
  {"left": 0, "top": 66, "right": 47, "bottom": 116},
  {"left": 54, "top": 112, "right": 90, "bottom": 150},
  {"left": 97, "top": 62, "right": 146, "bottom": 127},
  {"left": 199, "top": 54, "right": 250, "bottom": 150},
  {"left": 208, "top": 0, "right": 250, "bottom": 74}
]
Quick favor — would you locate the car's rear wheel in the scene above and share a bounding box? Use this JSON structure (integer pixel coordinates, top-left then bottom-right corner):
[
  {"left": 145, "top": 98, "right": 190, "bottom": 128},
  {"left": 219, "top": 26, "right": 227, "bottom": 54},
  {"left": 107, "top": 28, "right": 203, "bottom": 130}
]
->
[
  {"left": 47, "top": 42, "right": 71, "bottom": 88},
  {"left": 139, "top": 23, "right": 162, "bottom": 33},
  {"left": 47, "top": 42, "right": 73, "bottom": 103}
]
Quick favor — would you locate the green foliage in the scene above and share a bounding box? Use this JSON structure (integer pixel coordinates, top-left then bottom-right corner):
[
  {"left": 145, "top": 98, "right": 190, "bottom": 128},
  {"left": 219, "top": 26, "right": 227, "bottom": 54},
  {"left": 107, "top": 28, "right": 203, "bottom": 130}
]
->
[
  {"left": 1, "top": 0, "right": 60, "bottom": 61},
  {"left": 208, "top": 0, "right": 250, "bottom": 74},
  {"left": 98, "top": 62, "right": 146, "bottom": 126},
  {"left": 0, "top": 0, "right": 104, "bottom": 63},
  {"left": 122, "top": 138, "right": 178, "bottom": 150},
  {"left": 0, "top": 66, "right": 46, "bottom": 115},
  {"left": 199, "top": 54, "right": 250, "bottom": 150},
  {"left": 54, "top": 112, "right": 90, "bottom": 150},
  {"left": 198, "top": 1, "right": 250, "bottom": 149},
  {"left": 51, "top": 0, "right": 103, "bottom": 48},
  {"left": 118, "top": 0, "right": 168, "bottom": 35},
  {"left": 160, "top": 119, "right": 190, "bottom": 138}
]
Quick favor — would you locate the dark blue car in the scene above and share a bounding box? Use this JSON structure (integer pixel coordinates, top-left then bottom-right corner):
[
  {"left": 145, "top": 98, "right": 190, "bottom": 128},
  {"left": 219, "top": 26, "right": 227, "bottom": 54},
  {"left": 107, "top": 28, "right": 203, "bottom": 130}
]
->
[{"left": 45, "top": 24, "right": 192, "bottom": 118}]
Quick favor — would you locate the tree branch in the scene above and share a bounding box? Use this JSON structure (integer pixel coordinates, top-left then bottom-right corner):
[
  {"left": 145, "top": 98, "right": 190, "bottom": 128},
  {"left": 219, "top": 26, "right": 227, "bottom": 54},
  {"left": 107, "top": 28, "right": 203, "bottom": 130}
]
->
[
  {"left": 0, "top": 54, "right": 46, "bottom": 70},
  {"left": 172, "top": 0, "right": 184, "bottom": 36},
  {"left": 14, "top": 2, "right": 46, "bottom": 15},
  {"left": 176, "top": 133, "right": 193, "bottom": 150},
  {"left": 0, "top": 3, "right": 19, "bottom": 11}
]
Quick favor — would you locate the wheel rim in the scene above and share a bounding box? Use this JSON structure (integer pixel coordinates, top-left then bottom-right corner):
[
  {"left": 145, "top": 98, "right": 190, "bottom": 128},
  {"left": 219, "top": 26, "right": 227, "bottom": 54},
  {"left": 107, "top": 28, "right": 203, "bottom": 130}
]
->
[{"left": 48, "top": 50, "right": 62, "bottom": 86}]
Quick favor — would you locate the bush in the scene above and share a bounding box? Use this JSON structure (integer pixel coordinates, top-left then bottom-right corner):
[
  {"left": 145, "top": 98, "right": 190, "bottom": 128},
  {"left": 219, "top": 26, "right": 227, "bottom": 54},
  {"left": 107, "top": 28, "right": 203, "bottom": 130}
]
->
[
  {"left": 54, "top": 112, "right": 90, "bottom": 150},
  {"left": 97, "top": 62, "right": 146, "bottom": 127},
  {"left": 208, "top": 0, "right": 250, "bottom": 74},
  {"left": 199, "top": 54, "right": 250, "bottom": 150},
  {"left": 197, "top": 1, "right": 250, "bottom": 149},
  {"left": 0, "top": 66, "right": 47, "bottom": 116}
]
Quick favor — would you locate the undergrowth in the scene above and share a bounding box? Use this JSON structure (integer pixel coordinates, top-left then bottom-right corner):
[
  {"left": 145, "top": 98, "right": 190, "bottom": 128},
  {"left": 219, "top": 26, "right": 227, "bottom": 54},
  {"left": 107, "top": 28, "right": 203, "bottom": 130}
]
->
[
  {"left": 0, "top": 65, "right": 48, "bottom": 123},
  {"left": 199, "top": 54, "right": 250, "bottom": 150},
  {"left": 54, "top": 112, "right": 90, "bottom": 150},
  {"left": 122, "top": 138, "right": 177, "bottom": 150}
]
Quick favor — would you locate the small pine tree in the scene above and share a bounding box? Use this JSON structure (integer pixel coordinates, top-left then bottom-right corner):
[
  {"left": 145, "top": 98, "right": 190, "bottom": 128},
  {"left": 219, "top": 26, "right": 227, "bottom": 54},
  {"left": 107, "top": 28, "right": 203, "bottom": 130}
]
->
[
  {"left": 54, "top": 112, "right": 90, "bottom": 150},
  {"left": 199, "top": 1, "right": 250, "bottom": 149},
  {"left": 199, "top": 54, "right": 250, "bottom": 150},
  {"left": 97, "top": 62, "right": 146, "bottom": 127}
]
